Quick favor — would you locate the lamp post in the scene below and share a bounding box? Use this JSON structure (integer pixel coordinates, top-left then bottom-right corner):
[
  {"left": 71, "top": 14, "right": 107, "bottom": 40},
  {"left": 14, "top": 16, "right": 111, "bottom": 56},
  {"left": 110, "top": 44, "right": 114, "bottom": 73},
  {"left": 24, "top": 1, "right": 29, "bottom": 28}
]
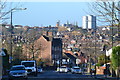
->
[
  {"left": 10, "top": 8, "right": 27, "bottom": 66},
  {"left": 94, "top": 26, "right": 97, "bottom": 78}
]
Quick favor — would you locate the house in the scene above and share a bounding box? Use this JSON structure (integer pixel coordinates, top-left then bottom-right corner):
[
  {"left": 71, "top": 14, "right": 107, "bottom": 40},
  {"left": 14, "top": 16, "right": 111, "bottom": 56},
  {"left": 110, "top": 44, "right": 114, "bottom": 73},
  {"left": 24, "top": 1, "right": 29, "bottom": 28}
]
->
[
  {"left": 63, "top": 50, "right": 87, "bottom": 66},
  {"left": 106, "top": 44, "right": 120, "bottom": 57},
  {"left": 14, "top": 25, "right": 23, "bottom": 28},
  {"left": 34, "top": 35, "right": 62, "bottom": 66}
]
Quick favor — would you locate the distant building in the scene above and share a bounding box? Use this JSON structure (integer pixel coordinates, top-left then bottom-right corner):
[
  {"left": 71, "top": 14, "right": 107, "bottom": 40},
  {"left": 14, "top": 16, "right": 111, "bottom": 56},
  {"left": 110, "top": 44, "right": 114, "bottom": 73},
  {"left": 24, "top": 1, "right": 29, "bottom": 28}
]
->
[
  {"left": 82, "top": 16, "right": 88, "bottom": 29},
  {"left": 56, "top": 20, "right": 60, "bottom": 27},
  {"left": 82, "top": 15, "right": 96, "bottom": 29},
  {"left": 14, "top": 25, "right": 23, "bottom": 28},
  {"left": 62, "top": 21, "right": 75, "bottom": 28}
]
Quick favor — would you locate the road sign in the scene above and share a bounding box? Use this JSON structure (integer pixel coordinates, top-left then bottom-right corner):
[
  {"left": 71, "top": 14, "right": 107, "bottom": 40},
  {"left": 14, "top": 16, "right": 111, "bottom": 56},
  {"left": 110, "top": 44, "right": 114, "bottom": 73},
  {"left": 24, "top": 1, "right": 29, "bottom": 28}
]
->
[
  {"left": 0, "top": 50, "right": 6, "bottom": 56},
  {"left": 57, "top": 60, "right": 60, "bottom": 64}
]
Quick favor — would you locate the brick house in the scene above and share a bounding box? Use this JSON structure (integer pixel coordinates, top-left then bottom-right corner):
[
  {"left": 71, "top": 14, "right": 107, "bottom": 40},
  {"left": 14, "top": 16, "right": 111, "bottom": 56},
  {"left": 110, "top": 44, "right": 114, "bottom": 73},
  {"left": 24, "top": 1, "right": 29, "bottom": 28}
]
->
[{"left": 34, "top": 35, "right": 62, "bottom": 66}]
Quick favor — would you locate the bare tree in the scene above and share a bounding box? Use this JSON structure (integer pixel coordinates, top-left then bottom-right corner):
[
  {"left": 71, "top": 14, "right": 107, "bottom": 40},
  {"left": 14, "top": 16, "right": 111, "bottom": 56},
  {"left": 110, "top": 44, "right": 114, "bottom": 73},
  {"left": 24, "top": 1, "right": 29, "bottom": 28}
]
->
[
  {"left": 89, "top": 1, "right": 120, "bottom": 38},
  {"left": 22, "top": 28, "right": 44, "bottom": 61},
  {"left": 89, "top": 1, "right": 120, "bottom": 77},
  {"left": 89, "top": 2, "right": 119, "bottom": 23},
  {"left": 0, "top": 0, "right": 22, "bottom": 23}
]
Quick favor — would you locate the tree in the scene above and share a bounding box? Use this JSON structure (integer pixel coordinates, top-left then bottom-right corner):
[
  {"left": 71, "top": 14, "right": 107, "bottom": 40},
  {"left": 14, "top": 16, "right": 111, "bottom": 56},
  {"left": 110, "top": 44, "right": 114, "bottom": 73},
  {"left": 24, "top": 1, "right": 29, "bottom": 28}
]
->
[
  {"left": 90, "top": 2, "right": 119, "bottom": 23},
  {"left": 111, "top": 46, "right": 120, "bottom": 77},
  {"left": 12, "top": 45, "right": 24, "bottom": 65},
  {"left": 89, "top": 2, "right": 120, "bottom": 39},
  {"left": 22, "top": 29, "right": 43, "bottom": 61},
  {"left": 0, "top": 0, "right": 22, "bottom": 23},
  {"left": 97, "top": 54, "right": 110, "bottom": 66}
]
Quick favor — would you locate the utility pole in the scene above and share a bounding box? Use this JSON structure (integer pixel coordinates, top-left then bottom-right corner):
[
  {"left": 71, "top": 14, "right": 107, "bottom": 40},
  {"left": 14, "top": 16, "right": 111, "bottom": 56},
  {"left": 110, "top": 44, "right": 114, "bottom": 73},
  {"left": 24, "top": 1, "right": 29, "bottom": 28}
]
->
[
  {"left": 111, "top": 2, "right": 114, "bottom": 77},
  {"left": 94, "top": 26, "right": 97, "bottom": 78},
  {"left": 10, "top": 9, "right": 13, "bottom": 66},
  {"left": 9, "top": 8, "right": 27, "bottom": 66},
  {"left": 103, "top": 44, "right": 107, "bottom": 78}
]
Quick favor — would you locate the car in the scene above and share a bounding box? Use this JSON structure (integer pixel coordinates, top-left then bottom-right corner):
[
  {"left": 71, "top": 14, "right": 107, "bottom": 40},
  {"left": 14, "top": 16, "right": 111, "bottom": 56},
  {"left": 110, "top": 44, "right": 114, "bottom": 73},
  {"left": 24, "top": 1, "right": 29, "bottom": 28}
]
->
[
  {"left": 71, "top": 66, "right": 82, "bottom": 74},
  {"left": 37, "top": 67, "right": 43, "bottom": 73},
  {"left": 90, "top": 68, "right": 96, "bottom": 75},
  {"left": 57, "top": 66, "right": 69, "bottom": 73},
  {"left": 8, "top": 65, "right": 28, "bottom": 80},
  {"left": 67, "top": 67, "right": 71, "bottom": 72}
]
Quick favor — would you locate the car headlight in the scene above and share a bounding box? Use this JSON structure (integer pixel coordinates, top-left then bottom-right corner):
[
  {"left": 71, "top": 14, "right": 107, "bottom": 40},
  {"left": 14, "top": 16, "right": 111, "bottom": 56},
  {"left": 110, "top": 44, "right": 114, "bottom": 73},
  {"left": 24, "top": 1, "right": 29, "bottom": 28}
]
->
[
  {"left": 25, "top": 70, "right": 28, "bottom": 73},
  {"left": 65, "top": 69, "right": 67, "bottom": 72},
  {"left": 24, "top": 72, "right": 27, "bottom": 75},
  {"left": 41, "top": 69, "right": 43, "bottom": 72},
  {"left": 9, "top": 72, "right": 13, "bottom": 75}
]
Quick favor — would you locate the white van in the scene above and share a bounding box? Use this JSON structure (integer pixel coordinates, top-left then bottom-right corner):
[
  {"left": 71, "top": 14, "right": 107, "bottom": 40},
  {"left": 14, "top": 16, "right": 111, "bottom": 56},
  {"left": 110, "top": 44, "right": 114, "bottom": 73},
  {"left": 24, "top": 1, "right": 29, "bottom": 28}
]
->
[{"left": 21, "top": 60, "right": 37, "bottom": 76}]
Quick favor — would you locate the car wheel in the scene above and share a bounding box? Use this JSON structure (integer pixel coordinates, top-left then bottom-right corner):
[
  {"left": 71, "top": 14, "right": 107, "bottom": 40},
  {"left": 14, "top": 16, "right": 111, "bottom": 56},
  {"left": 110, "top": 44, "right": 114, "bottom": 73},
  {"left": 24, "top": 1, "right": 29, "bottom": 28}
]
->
[
  {"left": 34, "top": 72, "right": 38, "bottom": 77},
  {"left": 24, "top": 76, "right": 28, "bottom": 80},
  {"left": 8, "top": 76, "right": 13, "bottom": 80},
  {"left": 8, "top": 78, "right": 13, "bottom": 80},
  {"left": 24, "top": 78, "right": 28, "bottom": 80}
]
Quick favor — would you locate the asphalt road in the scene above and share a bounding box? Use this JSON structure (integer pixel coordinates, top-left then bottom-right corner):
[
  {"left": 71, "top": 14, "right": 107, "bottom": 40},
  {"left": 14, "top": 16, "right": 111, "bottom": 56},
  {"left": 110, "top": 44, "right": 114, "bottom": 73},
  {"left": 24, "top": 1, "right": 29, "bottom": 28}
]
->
[
  {"left": 28, "top": 70, "right": 115, "bottom": 80},
  {"left": 2, "top": 70, "right": 119, "bottom": 80}
]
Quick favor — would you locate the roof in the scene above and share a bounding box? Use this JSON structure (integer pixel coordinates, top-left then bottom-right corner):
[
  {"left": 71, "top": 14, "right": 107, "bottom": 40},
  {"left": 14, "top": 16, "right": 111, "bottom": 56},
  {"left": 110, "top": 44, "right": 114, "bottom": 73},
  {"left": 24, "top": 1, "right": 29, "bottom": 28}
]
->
[
  {"left": 42, "top": 35, "right": 50, "bottom": 41},
  {"left": 12, "top": 65, "right": 25, "bottom": 67},
  {"left": 64, "top": 53, "right": 76, "bottom": 60}
]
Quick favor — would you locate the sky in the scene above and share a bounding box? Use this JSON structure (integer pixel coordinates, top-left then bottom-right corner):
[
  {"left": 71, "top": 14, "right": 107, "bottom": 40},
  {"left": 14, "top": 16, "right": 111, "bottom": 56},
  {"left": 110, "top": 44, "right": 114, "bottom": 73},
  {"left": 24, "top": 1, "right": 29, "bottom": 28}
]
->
[
  {"left": 5, "top": 2, "right": 92, "bottom": 27},
  {"left": 4, "top": 0, "right": 120, "bottom": 27}
]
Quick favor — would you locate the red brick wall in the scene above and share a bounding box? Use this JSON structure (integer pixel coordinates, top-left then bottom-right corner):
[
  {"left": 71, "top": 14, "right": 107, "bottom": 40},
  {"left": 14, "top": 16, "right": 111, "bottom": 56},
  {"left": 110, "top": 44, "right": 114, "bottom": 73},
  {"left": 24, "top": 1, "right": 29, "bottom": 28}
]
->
[{"left": 35, "top": 36, "right": 52, "bottom": 65}]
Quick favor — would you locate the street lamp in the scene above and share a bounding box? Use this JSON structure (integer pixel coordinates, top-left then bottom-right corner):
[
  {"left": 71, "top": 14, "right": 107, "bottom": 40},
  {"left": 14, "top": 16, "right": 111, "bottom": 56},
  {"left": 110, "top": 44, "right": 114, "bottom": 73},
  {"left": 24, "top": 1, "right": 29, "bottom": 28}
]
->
[{"left": 10, "top": 8, "right": 27, "bottom": 66}]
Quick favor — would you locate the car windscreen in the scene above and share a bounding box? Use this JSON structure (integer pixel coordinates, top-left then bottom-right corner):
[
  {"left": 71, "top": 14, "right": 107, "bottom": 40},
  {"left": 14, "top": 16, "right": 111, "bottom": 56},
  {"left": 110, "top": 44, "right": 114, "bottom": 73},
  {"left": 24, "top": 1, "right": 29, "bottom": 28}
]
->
[
  {"left": 11, "top": 66, "right": 25, "bottom": 70},
  {"left": 61, "top": 67, "right": 67, "bottom": 68},
  {"left": 22, "top": 62, "right": 34, "bottom": 67},
  {"left": 73, "top": 68, "right": 80, "bottom": 69}
]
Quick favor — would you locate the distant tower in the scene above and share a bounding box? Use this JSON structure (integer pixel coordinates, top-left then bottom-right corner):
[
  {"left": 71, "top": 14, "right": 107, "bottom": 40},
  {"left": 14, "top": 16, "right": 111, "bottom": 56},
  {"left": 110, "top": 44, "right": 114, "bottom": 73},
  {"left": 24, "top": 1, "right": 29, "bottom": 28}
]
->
[
  {"left": 75, "top": 21, "right": 78, "bottom": 27},
  {"left": 82, "top": 16, "right": 88, "bottom": 29},
  {"left": 56, "top": 20, "right": 60, "bottom": 27},
  {"left": 82, "top": 15, "right": 96, "bottom": 29},
  {"left": 67, "top": 20, "right": 69, "bottom": 27}
]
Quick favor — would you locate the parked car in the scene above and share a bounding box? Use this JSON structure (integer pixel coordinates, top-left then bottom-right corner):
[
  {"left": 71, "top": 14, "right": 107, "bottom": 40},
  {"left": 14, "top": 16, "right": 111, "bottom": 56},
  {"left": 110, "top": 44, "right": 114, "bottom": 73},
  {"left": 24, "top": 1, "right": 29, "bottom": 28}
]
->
[
  {"left": 90, "top": 68, "right": 96, "bottom": 75},
  {"left": 71, "top": 66, "right": 82, "bottom": 74},
  {"left": 57, "top": 66, "right": 69, "bottom": 73},
  {"left": 37, "top": 67, "right": 43, "bottom": 73},
  {"left": 8, "top": 65, "right": 28, "bottom": 79},
  {"left": 67, "top": 67, "right": 71, "bottom": 72}
]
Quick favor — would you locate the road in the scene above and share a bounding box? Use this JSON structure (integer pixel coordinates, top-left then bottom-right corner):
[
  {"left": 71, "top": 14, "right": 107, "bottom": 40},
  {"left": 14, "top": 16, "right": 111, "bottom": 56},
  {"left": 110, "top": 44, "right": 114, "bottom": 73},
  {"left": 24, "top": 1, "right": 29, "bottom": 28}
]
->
[
  {"left": 2, "top": 70, "right": 118, "bottom": 80},
  {"left": 30, "top": 70, "right": 93, "bottom": 78}
]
